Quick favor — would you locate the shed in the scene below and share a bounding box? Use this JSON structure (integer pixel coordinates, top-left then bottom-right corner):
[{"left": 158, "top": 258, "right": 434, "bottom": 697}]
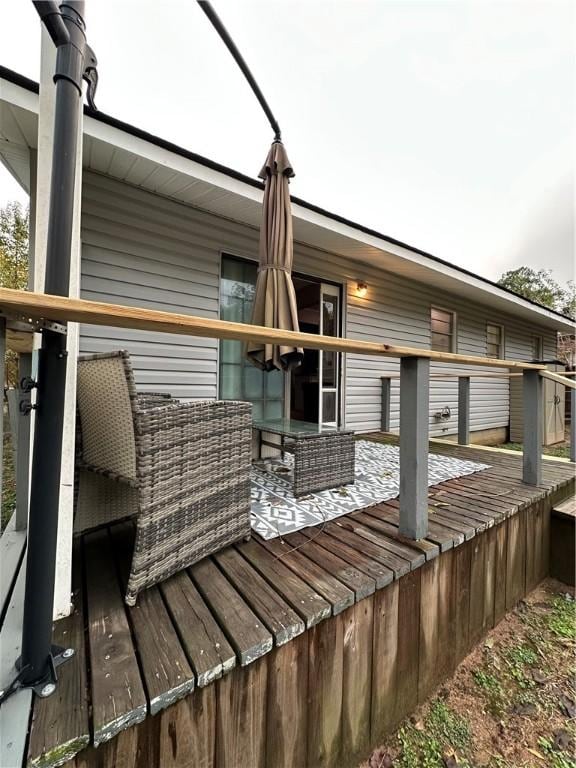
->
[{"left": 510, "top": 361, "right": 566, "bottom": 445}]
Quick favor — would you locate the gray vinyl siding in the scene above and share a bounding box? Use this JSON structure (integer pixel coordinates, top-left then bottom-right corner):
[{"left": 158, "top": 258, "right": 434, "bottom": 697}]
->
[{"left": 79, "top": 172, "right": 558, "bottom": 436}]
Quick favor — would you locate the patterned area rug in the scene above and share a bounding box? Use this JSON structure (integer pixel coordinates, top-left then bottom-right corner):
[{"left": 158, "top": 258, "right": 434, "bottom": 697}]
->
[{"left": 250, "top": 439, "right": 490, "bottom": 540}]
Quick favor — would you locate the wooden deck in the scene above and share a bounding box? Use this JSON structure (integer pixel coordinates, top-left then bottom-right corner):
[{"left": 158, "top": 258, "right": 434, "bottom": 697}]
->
[{"left": 21, "top": 437, "right": 575, "bottom": 768}]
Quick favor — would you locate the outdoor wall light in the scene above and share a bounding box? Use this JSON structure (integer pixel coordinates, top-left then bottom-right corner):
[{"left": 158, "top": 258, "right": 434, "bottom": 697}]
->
[{"left": 356, "top": 281, "right": 368, "bottom": 298}]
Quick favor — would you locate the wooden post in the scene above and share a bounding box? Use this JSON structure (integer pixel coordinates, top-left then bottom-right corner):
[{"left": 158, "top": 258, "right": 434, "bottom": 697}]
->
[
  {"left": 458, "top": 376, "right": 470, "bottom": 445},
  {"left": 522, "top": 369, "right": 542, "bottom": 486},
  {"left": 381, "top": 377, "right": 391, "bottom": 432},
  {"left": 399, "top": 357, "right": 430, "bottom": 540},
  {"left": 570, "top": 387, "right": 575, "bottom": 464}
]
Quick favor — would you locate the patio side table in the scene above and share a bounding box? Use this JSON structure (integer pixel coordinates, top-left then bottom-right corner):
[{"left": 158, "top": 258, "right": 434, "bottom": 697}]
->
[{"left": 253, "top": 418, "right": 355, "bottom": 497}]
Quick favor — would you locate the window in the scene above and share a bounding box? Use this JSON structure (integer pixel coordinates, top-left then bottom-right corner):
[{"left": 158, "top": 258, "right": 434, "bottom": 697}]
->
[
  {"left": 486, "top": 323, "right": 504, "bottom": 358},
  {"left": 532, "top": 336, "right": 543, "bottom": 361},
  {"left": 430, "top": 307, "right": 456, "bottom": 352},
  {"left": 219, "top": 255, "right": 284, "bottom": 421}
]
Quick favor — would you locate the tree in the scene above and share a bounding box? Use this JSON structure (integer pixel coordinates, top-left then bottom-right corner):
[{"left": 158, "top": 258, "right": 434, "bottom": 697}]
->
[
  {"left": 497, "top": 267, "right": 575, "bottom": 320},
  {"left": 0, "top": 201, "right": 29, "bottom": 291},
  {"left": 0, "top": 201, "right": 30, "bottom": 387}
]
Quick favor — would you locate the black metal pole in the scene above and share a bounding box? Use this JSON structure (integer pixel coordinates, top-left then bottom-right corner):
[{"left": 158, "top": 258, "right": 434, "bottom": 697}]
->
[
  {"left": 17, "top": 0, "right": 93, "bottom": 695},
  {"left": 197, "top": 1, "right": 282, "bottom": 141}
]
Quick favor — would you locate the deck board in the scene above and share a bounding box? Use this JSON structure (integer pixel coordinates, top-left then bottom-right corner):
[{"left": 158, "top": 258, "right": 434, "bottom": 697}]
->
[
  {"left": 23, "top": 437, "right": 574, "bottom": 767},
  {"left": 27, "top": 548, "right": 89, "bottom": 768},
  {"left": 84, "top": 528, "right": 147, "bottom": 746}
]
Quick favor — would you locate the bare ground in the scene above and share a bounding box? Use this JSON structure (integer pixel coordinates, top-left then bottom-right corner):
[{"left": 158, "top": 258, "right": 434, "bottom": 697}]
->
[{"left": 361, "top": 578, "right": 576, "bottom": 768}]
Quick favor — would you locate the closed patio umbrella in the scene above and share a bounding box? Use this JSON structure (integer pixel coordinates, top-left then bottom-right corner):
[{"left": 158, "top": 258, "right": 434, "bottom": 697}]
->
[{"left": 246, "top": 141, "right": 303, "bottom": 371}]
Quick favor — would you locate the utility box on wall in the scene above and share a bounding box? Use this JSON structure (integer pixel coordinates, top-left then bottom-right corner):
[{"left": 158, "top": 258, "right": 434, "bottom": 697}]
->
[{"left": 510, "top": 361, "right": 566, "bottom": 445}]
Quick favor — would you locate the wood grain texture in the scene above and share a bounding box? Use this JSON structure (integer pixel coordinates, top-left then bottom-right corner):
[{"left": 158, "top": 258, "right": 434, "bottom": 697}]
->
[
  {"left": 240, "top": 539, "right": 331, "bottom": 628},
  {"left": 453, "top": 540, "right": 472, "bottom": 665},
  {"left": 371, "top": 581, "right": 400, "bottom": 741},
  {"left": 284, "top": 530, "right": 376, "bottom": 601},
  {"left": 28, "top": 551, "right": 89, "bottom": 768},
  {"left": 266, "top": 634, "right": 309, "bottom": 768},
  {"left": 215, "top": 659, "right": 267, "bottom": 768},
  {"left": 258, "top": 536, "right": 355, "bottom": 615},
  {"left": 394, "top": 569, "right": 421, "bottom": 724},
  {"left": 506, "top": 510, "right": 526, "bottom": 610},
  {"left": 159, "top": 687, "right": 215, "bottom": 768},
  {"left": 341, "top": 599, "right": 374, "bottom": 765},
  {"left": 111, "top": 525, "right": 195, "bottom": 715},
  {"left": 493, "top": 521, "right": 508, "bottom": 625},
  {"left": 84, "top": 529, "right": 147, "bottom": 746},
  {"left": 307, "top": 614, "right": 344, "bottom": 768},
  {"left": 0, "top": 287, "right": 545, "bottom": 368},
  {"left": 216, "top": 546, "right": 305, "bottom": 644},
  {"left": 191, "top": 558, "right": 273, "bottom": 666},
  {"left": 468, "top": 534, "right": 487, "bottom": 646},
  {"left": 161, "top": 571, "right": 236, "bottom": 687}
]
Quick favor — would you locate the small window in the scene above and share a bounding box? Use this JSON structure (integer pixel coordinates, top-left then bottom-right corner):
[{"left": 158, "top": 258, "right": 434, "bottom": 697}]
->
[
  {"left": 532, "top": 336, "right": 543, "bottom": 361},
  {"left": 486, "top": 323, "right": 504, "bottom": 359},
  {"left": 431, "top": 307, "right": 456, "bottom": 352}
]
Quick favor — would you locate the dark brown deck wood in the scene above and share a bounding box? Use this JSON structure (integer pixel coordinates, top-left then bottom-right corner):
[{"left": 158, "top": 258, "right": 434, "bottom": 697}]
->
[
  {"left": 190, "top": 557, "right": 273, "bottom": 666},
  {"left": 110, "top": 524, "right": 195, "bottom": 714},
  {"left": 27, "top": 550, "right": 89, "bottom": 768},
  {"left": 258, "top": 536, "right": 355, "bottom": 615},
  {"left": 160, "top": 570, "right": 236, "bottom": 687},
  {"left": 266, "top": 634, "right": 309, "bottom": 768},
  {"left": 370, "top": 580, "right": 399, "bottom": 742},
  {"left": 240, "top": 538, "right": 332, "bottom": 628},
  {"left": 83, "top": 528, "right": 147, "bottom": 746},
  {"left": 353, "top": 508, "right": 440, "bottom": 561},
  {"left": 283, "top": 530, "right": 377, "bottom": 600},
  {"left": 215, "top": 545, "right": 306, "bottom": 644},
  {"left": 307, "top": 613, "right": 344, "bottom": 767},
  {"left": 341, "top": 598, "right": 373, "bottom": 765},
  {"left": 324, "top": 522, "right": 412, "bottom": 578},
  {"left": 215, "top": 659, "right": 267, "bottom": 768},
  {"left": 336, "top": 515, "right": 426, "bottom": 570},
  {"left": 300, "top": 527, "right": 394, "bottom": 589}
]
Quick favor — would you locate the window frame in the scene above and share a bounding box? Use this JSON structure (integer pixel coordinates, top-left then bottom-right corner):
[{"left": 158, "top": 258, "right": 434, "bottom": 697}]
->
[
  {"left": 430, "top": 306, "right": 457, "bottom": 354},
  {"left": 486, "top": 322, "right": 505, "bottom": 359},
  {"left": 531, "top": 335, "right": 544, "bottom": 361}
]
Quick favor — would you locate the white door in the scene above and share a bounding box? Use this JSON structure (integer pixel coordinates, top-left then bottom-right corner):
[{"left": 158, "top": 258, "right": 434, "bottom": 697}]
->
[{"left": 319, "top": 283, "right": 341, "bottom": 426}]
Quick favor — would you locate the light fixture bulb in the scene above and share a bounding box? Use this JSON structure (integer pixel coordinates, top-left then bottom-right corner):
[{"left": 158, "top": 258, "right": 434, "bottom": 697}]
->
[{"left": 356, "top": 281, "right": 368, "bottom": 298}]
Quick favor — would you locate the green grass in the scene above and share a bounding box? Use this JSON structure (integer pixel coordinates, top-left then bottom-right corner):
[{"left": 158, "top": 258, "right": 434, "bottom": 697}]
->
[
  {"left": 546, "top": 595, "right": 576, "bottom": 639},
  {"left": 499, "top": 441, "right": 571, "bottom": 459},
  {"left": 472, "top": 669, "right": 508, "bottom": 715},
  {"left": 395, "top": 699, "right": 472, "bottom": 768},
  {"left": 1, "top": 429, "right": 15, "bottom": 531}
]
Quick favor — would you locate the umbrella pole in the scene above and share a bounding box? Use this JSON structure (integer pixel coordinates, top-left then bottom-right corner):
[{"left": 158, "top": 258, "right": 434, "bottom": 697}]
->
[{"left": 0, "top": 1, "right": 97, "bottom": 703}]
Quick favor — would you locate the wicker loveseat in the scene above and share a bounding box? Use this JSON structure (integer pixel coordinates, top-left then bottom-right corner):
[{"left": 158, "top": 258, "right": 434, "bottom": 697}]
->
[{"left": 74, "top": 350, "right": 252, "bottom": 605}]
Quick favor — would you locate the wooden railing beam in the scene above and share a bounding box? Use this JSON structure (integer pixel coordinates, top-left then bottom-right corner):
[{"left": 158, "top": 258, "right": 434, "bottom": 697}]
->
[
  {"left": 0, "top": 288, "right": 545, "bottom": 371},
  {"left": 399, "top": 357, "right": 430, "bottom": 540}
]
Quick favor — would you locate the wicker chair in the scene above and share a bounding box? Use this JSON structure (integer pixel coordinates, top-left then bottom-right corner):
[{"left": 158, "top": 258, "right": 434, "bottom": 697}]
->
[{"left": 74, "top": 350, "right": 252, "bottom": 605}]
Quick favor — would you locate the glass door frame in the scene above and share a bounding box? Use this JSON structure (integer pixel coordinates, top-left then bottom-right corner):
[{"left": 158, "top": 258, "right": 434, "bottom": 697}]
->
[{"left": 319, "top": 282, "right": 341, "bottom": 426}]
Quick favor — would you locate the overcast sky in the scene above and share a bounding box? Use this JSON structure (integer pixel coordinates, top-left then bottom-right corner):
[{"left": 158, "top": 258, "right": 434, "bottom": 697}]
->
[{"left": 1, "top": 0, "right": 574, "bottom": 284}]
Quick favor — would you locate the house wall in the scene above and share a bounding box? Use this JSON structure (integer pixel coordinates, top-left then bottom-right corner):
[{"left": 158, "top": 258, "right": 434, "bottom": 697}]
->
[{"left": 79, "top": 172, "right": 557, "bottom": 438}]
